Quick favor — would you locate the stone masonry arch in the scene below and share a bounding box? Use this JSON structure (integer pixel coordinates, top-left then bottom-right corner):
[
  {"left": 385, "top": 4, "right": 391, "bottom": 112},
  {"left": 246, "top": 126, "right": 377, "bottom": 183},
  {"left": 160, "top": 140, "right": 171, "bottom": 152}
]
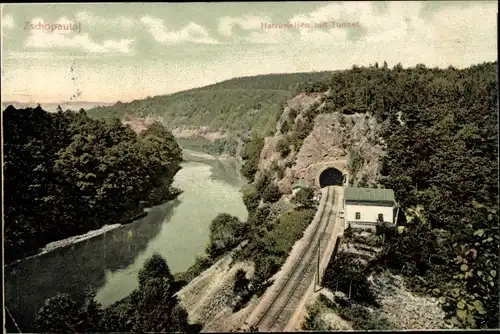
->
[{"left": 317, "top": 166, "right": 348, "bottom": 188}]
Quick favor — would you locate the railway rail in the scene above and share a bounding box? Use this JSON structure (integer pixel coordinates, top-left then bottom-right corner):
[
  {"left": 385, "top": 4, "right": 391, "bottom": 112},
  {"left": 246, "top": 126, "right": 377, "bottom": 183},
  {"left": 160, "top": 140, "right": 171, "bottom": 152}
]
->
[{"left": 247, "top": 186, "right": 337, "bottom": 332}]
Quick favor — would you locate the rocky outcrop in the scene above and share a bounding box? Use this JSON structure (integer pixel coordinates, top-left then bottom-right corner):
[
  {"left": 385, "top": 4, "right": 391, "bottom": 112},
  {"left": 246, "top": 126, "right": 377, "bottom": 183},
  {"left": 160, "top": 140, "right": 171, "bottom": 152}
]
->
[
  {"left": 176, "top": 253, "right": 255, "bottom": 329},
  {"left": 370, "top": 274, "right": 447, "bottom": 330},
  {"left": 257, "top": 92, "right": 387, "bottom": 194}
]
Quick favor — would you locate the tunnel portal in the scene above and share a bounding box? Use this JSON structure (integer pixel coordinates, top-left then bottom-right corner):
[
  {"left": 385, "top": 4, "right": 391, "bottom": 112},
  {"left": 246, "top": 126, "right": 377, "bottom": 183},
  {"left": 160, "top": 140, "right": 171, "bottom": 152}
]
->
[{"left": 319, "top": 167, "right": 344, "bottom": 188}]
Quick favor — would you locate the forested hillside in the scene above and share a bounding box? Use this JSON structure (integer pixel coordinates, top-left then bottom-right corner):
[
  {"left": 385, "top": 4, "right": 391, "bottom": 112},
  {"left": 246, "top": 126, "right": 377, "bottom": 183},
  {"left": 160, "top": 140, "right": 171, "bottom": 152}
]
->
[
  {"left": 279, "top": 61, "right": 498, "bottom": 329},
  {"left": 86, "top": 72, "right": 333, "bottom": 155},
  {"left": 3, "top": 106, "right": 183, "bottom": 263}
]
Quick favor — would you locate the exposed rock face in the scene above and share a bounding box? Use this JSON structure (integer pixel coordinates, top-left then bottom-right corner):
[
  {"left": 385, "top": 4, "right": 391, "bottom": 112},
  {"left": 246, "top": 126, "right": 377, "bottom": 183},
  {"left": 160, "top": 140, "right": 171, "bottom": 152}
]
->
[
  {"left": 370, "top": 274, "right": 447, "bottom": 330},
  {"left": 258, "top": 92, "right": 387, "bottom": 194},
  {"left": 176, "top": 254, "right": 255, "bottom": 328},
  {"left": 122, "top": 116, "right": 154, "bottom": 134},
  {"left": 171, "top": 127, "right": 227, "bottom": 140}
]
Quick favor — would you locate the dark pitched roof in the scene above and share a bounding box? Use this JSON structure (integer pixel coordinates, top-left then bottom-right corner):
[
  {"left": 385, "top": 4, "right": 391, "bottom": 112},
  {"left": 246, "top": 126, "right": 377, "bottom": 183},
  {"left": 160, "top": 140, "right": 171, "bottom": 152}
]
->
[{"left": 345, "top": 187, "right": 395, "bottom": 203}]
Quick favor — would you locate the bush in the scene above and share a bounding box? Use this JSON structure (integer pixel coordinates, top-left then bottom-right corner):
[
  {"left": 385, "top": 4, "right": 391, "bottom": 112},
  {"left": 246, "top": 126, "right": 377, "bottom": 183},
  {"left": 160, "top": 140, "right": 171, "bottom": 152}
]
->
[
  {"left": 138, "top": 252, "right": 174, "bottom": 288},
  {"left": 241, "top": 158, "right": 259, "bottom": 182},
  {"left": 322, "top": 251, "right": 378, "bottom": 305},
  {"left": 242, "top": 185, "right": 260, "bottom": 213},
  {"left": 344, "top": 224, "right": 354, "bottom": 239},
  {"left": 206, "top": 213, "right": 247, "bottom": 259},
  {"left": 276, "top": 165, "right": 285, "bottom": 180},
  {"left": 365, "top": 235, "right": 384, "bottom": 247},
  {"left": 292, "top": 187, "right": 315, "bottom": 208},
  {"left": 255, "top": 172, "right": 271, "bottom": 194},
  {"left": 277, "top": 136, "right": 291, "bottom": 157},
  {"left": 262, "top": 183, "right": 282, "bottom": 203},
  {"left": 174, "top": 256, "right": 214, "bottom": 285},
  {"left": 332, "top": 302, "right": 395, "bottom": 330},
  {"left": 280, "top": 119, "right": 290, "bottom": 133}
]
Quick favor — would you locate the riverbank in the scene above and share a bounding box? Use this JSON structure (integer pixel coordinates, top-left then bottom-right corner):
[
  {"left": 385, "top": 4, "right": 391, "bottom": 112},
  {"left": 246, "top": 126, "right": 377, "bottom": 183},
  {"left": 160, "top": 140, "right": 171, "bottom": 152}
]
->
[
  {"left": 5, "top": 150, "right": 221, "bottom": 267},
  {"left": 182, "top": 148, "right": 232, "bottom": 161},
  {"left": 5, "top": 151, "right": 248, "bottom": 333},
  {"left": 5, "top": 224, "right": 123, "bottom": 268}
]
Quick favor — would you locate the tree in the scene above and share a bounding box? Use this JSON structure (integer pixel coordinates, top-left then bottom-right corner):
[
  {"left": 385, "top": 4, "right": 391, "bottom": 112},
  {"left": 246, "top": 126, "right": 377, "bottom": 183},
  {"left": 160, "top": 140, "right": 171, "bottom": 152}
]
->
[
  {"left": 262, "top": 183, "right": 282, "bottom": 203},
  {"left": 242, "top": 185, "right": 260, "bottom": 213},
  {"left": 138, "top": 252, "right": 174, "bottom": 288},
  {"left": 207, "top": 213, "right": 247, "bottom": 258},
  {"left": 34, "top": 293, "right": 80, "bottom": 333},
  {"left": 292, "top": 187, "right": 315, "bottom": 208},
  {"left": 3, "top": 107, "right": 183, "bottom": 262}
]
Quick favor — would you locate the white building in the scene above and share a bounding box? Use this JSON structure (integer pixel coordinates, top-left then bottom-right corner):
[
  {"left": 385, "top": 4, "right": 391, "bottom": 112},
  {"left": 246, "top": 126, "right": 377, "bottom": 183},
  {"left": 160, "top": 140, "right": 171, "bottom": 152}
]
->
[{"left": 344, "top": 187, "right": 396, "bottom": 231}]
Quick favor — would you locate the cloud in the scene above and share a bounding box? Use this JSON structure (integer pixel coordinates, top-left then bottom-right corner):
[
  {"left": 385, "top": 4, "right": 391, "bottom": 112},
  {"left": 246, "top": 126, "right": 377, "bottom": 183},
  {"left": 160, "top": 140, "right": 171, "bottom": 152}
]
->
[
  {"left": 141, "top": 16, "right": 220, "bottom": 44},
  {"left": 218, "top": 14, "right": 297, "bottom": 44},
  {"left": 75, "top": 11, "right": 135, "bottom": 30},
  {"left": 24, "top": 17, "right": 135, "bottom": 53},
  {"left": 2, "top": 13, "right": 14, "bottom": 29},
  {"left": 218, "top": 15, "right": 266, "bottom": 36}
]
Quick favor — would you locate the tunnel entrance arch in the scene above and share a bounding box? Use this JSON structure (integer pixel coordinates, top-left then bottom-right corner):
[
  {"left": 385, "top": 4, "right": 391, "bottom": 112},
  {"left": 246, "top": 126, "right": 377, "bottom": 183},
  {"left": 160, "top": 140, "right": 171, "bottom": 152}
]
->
[{"left": 318, "top": 167, "right": 345, "bottom": 188}]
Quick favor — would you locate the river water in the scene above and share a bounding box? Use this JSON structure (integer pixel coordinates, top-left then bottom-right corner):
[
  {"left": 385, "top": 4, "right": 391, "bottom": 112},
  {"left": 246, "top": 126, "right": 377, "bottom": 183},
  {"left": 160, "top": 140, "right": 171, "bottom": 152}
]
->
[{"left": 4, "top": 152, "right": 247, "bottom": 331}]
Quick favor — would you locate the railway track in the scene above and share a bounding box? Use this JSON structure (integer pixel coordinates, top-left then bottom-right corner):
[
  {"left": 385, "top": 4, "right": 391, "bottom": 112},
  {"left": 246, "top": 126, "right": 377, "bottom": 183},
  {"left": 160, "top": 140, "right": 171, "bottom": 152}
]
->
[{"left": 249, "top": 186, "right": 337, "bottom": 332}]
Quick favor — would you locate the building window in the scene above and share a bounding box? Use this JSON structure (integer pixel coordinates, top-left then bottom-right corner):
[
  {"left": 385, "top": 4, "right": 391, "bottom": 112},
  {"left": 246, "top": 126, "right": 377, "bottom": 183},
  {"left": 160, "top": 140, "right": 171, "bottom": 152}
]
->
[
  {"left": 355, "top": 212, "right": 361, "bottom": 220},
  {"left": 378, "top": 213, "right": 384, "bottom": 222}
]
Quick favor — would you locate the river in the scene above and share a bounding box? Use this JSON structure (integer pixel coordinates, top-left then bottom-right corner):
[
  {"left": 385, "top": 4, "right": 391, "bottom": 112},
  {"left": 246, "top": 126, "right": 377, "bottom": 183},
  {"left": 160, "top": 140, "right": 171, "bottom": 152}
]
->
[{"left": 4, "top": 151, "right": 248, "bottom": 332}]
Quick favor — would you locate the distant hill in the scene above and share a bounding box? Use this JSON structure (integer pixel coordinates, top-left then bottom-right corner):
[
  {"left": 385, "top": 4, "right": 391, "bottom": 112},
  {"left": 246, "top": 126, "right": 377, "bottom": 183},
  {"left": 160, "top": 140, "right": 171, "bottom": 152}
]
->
[
  {"left": 86, "top": 71, "right": 334, "bottom": 139},
  {"left": 2, "top": 101, "right": 115, "bottom": 113}
]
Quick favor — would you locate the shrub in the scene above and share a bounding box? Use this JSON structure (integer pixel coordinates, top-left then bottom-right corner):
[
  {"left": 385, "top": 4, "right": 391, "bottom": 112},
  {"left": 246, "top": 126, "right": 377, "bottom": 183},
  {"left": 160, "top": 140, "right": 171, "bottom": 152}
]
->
[
  {"left": 322, "top": 251, "right": 378, "bottom": 305},
  {"left": 262, "top": 183, "right": 282, "bottom": 203},
  {"left": 277, "top": 136, "right": 291, "bottom": 157},
  {"left": 344, "top": 224, "right": 354, "bottom": 239},
  {"left": 242, "top": 185, "right": 260, "bottom": 213},
  {"left": 255, "top": 172, "right": 271, "bottom": 194},
  {"left": 292, "top": 187, "right": 315, "bottom": 208},
  {"left": 206, "top": 214, "right": 247, "bottom": 259},
  {"left": 138, "top": 252, "right": 174, "bottom": 288}
]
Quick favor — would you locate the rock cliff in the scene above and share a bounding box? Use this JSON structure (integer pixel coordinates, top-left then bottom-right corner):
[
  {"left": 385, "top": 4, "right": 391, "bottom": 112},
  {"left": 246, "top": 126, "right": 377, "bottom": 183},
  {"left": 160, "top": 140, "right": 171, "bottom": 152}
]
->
[{"left": 257, "top": 92, "right": 387, "bottom": 194}]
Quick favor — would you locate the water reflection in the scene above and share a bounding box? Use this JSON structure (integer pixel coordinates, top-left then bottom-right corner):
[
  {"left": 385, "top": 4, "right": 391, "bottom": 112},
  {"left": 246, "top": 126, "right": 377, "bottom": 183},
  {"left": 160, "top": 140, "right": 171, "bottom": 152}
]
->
[
  {"left": 4, "top": 199, "right": 179, "bottom": 331},
  {"left": 4, "top": 155, "right": 247, "bottom": 332}
]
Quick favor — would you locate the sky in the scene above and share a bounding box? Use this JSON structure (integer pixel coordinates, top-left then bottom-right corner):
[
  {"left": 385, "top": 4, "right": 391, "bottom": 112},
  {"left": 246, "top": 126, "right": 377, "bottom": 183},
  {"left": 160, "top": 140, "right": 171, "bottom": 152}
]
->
[{"left": 1, "top": 1, "right": 497, "bottom": 103}]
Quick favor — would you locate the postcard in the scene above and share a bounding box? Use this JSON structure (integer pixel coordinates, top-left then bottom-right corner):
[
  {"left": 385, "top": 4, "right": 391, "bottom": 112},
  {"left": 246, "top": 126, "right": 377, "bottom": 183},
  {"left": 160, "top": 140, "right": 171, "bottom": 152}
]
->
[{"left": 2, "top": 2, "right": 498, "bottom": 333}]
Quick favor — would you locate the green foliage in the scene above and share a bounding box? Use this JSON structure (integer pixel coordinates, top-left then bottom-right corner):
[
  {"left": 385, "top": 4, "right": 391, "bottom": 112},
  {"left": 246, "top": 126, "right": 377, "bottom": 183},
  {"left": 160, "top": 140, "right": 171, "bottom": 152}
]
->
[
  {"left": 176, "top": 136, "right": 238, "bottom": 156},
  {"left": 263, "top": 209, "right": 316, "bottom": 256},
  {"left": 302, "top": 299, "right": 330, "bottom": 331},
  {"left": 240, "top": 137, "right": 264, "bottom": 182},
  {"left": 303, "top": 294, "right": 395, "bottom": 331},
  {"left": 206, "top": 213, "right": 247, "bottom": 259},
  {"left": 35, "top": 254, "right": 198, "bottom": 333},
  {"left": 270, "top": 160, "right": 286, "bottom": 180},
  {"left": 87, "top": 72, "right": 332, "bottom": 138},
  {"left": 35, "top": 293, "right": 81, "bottom": 333},
  {"left": 232, "top": 269, "right": 253, "bottom": 312},
  {"left": 239, "top": 206, "right": 316, "bottom": 297},
  {"left": 347, "top": 147, "right": 364, "bottom": 181},
  {"left": 3, "top": 106, "right": 183, "bottom": 262},
  {"left": 343, "top": 225, "right": 354, "bottom": 240},
  {"left": 277, "top": 135, "right": 291, "bottom": 157},
  {"left": 255, "top": 171, "right": 271, "bottom": 194},
  {"left": 242, "top": 184, "right": 260, "bottom": 212},
  {"left": 322, "top": 251, "right": 378, "bottom": 305},
  {"left": 299, "top": 62, "right": 498, "bottom": 328},
  {"left": 138, "top": 252, "right": 174, "bottom": 288},
  {"left": 331, "top": 300, "right": 396, "bottom": 330},
  {"left": 262, "top": 183, "right": 282, "bottom": 203},
  {"left": 174, "top": 255, "right": 214, "bottom": 285},
  {"left": 291, "top": 187, "right": 315, "bottom": 209}
]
